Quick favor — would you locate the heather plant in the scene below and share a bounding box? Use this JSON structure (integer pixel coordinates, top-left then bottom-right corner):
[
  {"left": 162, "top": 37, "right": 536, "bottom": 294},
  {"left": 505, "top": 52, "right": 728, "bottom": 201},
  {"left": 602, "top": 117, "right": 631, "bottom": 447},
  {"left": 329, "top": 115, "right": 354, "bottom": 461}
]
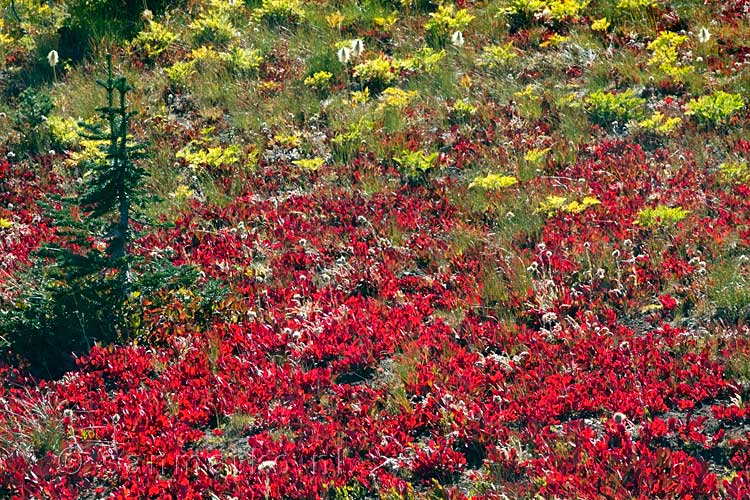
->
[
  {"left": 402, "top": 47, "right": 446, "bottom": 74},
  {"left": 331, "top": 117, "right": 373, "bottom": 162},
  {"left": 304, "top": 71, "right": 334, "bottom": 92},
  {"left": 177, "top": 143, "right": 242, "bottom": 173},
  {"left": 590, "top": 17, "right": 610, "bottom": 32},
  {"left": 499, "top": 0, "right": 589, "bottom": 28},
  {"left": 221, "top": 45, "right": 263, "bottom": 75},
  {"left": 479, "top": 43, "right": 518, "bottom": 70},
  {"left": 635, "top": 111, "right": 682, "bottom": 136},
  {"left": 617, "top": 0, "right": 657, "bottom": 10},
  {"left": 718, "top": 161, "right": 750, "bottom": 185},
  {"left": 45, "top": 115, "right": 80, "bottom": 150},
  {"left": 166, "top": 60, "right": 196, "bottom": 85},
  {"left": 292, "top": 157, "right": 325, "bottom": 171},
  {"left": 378, "top": 87, "right": 418, "bottom": 110},
  {"left": 537, "top": 194, "right": 601, "bottom": 216},
  {"left": 449, "top": 99, "right": 477, "bottom": 124},
  {"left": 469, "top": 174, "right": 518, "bottom": 191}
]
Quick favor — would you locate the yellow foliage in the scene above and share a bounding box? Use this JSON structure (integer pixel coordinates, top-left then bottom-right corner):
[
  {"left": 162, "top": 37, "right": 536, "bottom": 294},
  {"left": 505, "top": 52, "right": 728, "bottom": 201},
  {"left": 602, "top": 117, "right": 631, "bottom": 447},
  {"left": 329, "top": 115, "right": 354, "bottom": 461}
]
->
[{"left": 469, "top": 174, "right": 519, "bottom": 190}]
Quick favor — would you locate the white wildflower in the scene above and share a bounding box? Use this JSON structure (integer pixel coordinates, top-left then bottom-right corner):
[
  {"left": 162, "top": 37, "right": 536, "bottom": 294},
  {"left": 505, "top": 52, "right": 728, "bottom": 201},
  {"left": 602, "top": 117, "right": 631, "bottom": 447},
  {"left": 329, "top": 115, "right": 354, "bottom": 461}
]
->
[
  {"left": 451, "top": 31, "right": 465, "bottom": 48},
  {"left": 47, "top": 50, "right": 59, "bottom": 68},
  {"left": 541, "top": 311, "right": 558, "bottom": 325},
  {"left": 697, "top": 27, "right": 711, "bottom": 44},
  {"left": 258, "top": 460, "right": 276, "bottom": 471},
  {"left": 337, "top": 46, "right": 351, "bottom": 64},
  {"left": 350, "top": 39, "right": 364, "bottom": 57}
]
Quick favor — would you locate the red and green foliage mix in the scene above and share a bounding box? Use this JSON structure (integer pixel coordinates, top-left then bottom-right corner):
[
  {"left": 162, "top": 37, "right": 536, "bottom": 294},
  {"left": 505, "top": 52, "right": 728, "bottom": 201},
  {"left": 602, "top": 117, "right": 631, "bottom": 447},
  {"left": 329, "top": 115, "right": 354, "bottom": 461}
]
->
[{"left": 2, "top": 0, "right": 750, "bottom": 497}]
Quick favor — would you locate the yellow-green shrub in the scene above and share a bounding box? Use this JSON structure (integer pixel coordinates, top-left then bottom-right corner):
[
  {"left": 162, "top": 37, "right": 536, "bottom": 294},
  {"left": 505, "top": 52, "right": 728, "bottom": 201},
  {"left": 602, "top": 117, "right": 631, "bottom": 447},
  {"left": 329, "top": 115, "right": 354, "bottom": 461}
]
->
[
  {"left": 129, "top": 21, "right": 178, "bottom": 61},
  {"left": 686, "top": 91, "right": 744, "bottom": 126},
  {"left": 585, "top": 89, "right": 645, "bottom": 125},
  {"left": 636, "top": 205, "right": 689, "bottom": 227},
  {"left": 424, "top": 5, "right": 474, "bottom": 45},
  {"left": 636, "top": 112, "right": 682, "bottom": 136},
  {"left": 394, "top": 150, "right": 439, "bottom": 183},
  {"left": 469, "top": 174, "right": 518, "bottom": 190},
  {"left": 647, "top": 31, "right": 693, "bottom": 81}
]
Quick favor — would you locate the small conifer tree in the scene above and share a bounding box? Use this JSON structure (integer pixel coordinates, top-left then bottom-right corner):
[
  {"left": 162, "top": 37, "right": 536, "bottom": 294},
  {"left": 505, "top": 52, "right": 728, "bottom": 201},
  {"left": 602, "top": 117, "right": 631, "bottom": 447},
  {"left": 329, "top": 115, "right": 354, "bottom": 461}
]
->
[
  {"left": 1, "top": 55, "right": 154, "bottom": 376},
  {"left": 78, "top": 53, "right": 148, "bottom": 281}
]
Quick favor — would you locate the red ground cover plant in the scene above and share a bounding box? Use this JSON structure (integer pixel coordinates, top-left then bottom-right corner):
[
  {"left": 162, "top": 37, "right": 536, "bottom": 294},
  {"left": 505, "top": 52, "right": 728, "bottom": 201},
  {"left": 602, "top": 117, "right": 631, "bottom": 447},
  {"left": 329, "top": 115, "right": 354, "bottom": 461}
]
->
[{"left": 2, "top": 132, "right": 750, "bottom": 498}]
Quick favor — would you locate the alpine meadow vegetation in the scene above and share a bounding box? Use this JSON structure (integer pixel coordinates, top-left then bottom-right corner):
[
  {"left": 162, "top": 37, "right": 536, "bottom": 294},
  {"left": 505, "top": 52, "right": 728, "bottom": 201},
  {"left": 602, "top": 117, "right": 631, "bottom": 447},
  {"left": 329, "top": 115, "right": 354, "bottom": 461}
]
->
[{"left": 1, "top": 0, "right": 750, "bottom": 498}]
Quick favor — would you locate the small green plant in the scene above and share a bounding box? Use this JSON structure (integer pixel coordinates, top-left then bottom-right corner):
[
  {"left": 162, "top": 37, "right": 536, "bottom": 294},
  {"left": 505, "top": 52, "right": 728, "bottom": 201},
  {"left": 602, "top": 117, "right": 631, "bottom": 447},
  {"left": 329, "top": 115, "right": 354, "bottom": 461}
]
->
[
  {"left": 538, "top": 194, "right": 568, "bottom": 216},
  {"left": 591, "top": 17, "right": 610, "bottom": 31},
  {"left": 332, "top": 117, "right": 372, "bottom": 162},
  {"left": 399, "top": 47, "right": 446, "bottom": 74},
  {"left": 292, "top": 157, "right": 325, "bottom": 171},
  {"left": 635, "top": 205, "right": 689, "bottom": 227},
  {"left": 221, "top": 46, "right": 263, "bottom": 75},
  {"left": 499, "top": 0, "right": 588, "bottom": 27},
  {"left": 585, "top": 89, "right": 645, "bottom": 126},
  {"left": 304, "top": 71, "right": 334, "bottom": 91},
  {"left": 563, "top": 196, "right": 601, "bottom": 213},
  {"left": 177, "top": 142, "right": 242, "bottom": 173},
  {"left": 537, "top": 195, "right": 601, "bottom": 216},
  {"left": 378, "top": 87, "right": 419, "bottom": 109},
  {"left": 450, "top": 100, "right": 477, "bottom": 123},
  {"left": 479, "top": 43, "right": 518, "bottom": 70},
  {"left": 706, "top": 257, "right": 750, "bottom": 324},
  {"left": 523, "top": 147, "right": 550, "bottom": 165},
  {"left": 13, "top": 88, "right": 53, "bottom": 154},
  {"left": 46, "top": 115, "right": 81, "bottom": 150},
  {"left": 166, "top": 60, "right": 196, "bottom": 85},
  {"left": 686, "top": 91, "right": 744, "bottom": 126},
  {"left": 394, "top": 150, "right": 439, "bottom": 184}
]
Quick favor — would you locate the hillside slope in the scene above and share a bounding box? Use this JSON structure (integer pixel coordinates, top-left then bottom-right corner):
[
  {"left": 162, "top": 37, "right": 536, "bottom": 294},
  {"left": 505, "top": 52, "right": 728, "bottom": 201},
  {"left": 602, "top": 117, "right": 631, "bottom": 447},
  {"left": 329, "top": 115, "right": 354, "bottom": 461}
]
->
[{"left": 2, "top": 0, "right": 750, "bottom": 498}]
